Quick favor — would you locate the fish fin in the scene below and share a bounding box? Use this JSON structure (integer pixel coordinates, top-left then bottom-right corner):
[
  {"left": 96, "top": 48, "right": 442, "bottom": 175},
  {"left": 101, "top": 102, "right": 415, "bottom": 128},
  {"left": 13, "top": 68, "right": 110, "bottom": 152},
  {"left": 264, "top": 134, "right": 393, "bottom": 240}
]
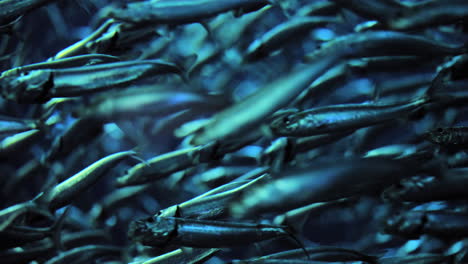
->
[
  {"left": 171, "top": 54, "right": 196, "bottom": 83},
  {"left": 49, "top": 206, "right": 71, "bottom": 252},
  {"left": 128, "top": 146, "right": 149, "bottom": 166},
  {"left": 282, "top": 227, "right": 310, "bottom": 260},
  {"left": 370, "top": 81, "right": 380, "bottom": 103},
  {"left": 175, "top": 119, "right": 211, "bottom": 138},
  {"left": 199, "top": 21, "right": 214, "bottom": 40}
]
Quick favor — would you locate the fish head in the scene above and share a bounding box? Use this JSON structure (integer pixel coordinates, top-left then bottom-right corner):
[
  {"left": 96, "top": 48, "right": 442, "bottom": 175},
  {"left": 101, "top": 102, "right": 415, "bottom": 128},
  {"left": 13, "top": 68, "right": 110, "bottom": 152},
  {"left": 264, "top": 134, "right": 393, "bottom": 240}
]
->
[
  {"left": 270, "top": 113, "right": 307, "bottom": 136},
  {"left": 128, "top": 216, "right": 177, "bottom": 247},
  {"left": 423, "top": 127, "right": 451, "bottom": 145},
  {"left": 269, "top": 112, "right": 302, "bottom": 136},
  {"left": 1, "top": 70, "right": 53, "bottom": 103}
]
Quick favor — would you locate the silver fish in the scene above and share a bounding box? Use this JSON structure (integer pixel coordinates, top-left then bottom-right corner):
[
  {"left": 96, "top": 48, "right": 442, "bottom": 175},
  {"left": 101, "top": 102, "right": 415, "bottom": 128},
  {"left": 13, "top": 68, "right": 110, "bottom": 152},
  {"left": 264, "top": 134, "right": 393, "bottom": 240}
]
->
[
  {"left": 270, "top": 98, "right": 428, "bottom": 137},
  {"left": 189, "top": 54, "right": 340, "bottom": 145},
  {"left": 105, "top": 0, "right": 271, "bottom": 25},
  {"left": 129, "top": 216, "right": 290, "bottom": 248}
]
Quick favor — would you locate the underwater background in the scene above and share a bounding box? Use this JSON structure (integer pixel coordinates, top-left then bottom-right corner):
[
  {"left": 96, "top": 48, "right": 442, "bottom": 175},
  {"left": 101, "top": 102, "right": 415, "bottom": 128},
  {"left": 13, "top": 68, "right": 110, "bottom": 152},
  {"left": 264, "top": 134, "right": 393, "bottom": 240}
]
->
[{"left": 1, "top": 0, "right": 468, "bottom": 263}]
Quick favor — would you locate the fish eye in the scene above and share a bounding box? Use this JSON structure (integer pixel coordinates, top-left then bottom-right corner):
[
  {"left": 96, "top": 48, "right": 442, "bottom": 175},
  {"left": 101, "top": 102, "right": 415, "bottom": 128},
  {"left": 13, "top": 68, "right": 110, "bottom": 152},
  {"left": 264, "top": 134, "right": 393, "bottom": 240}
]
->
[
  {"left": 282, "top": 116, "right": 291, "bottom": 125},
  {"left": 436, "top": 127, "right": 446, "bottom": 134}
]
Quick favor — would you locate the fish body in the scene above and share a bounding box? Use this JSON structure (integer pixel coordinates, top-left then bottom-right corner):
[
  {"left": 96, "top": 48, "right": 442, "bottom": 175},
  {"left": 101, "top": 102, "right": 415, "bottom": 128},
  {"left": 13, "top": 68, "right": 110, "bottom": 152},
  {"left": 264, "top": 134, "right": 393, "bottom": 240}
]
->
[
  {"left": 129, "top": 216, "right": 289, "bottom": 248},
  {"left": 1, "top": 60, "right": 182, "bottom": 103},
  {"left": 190, "top": 55, "right": 339, "bottom": 145},
  {"left": 0, "top": 0, "right": 55, "bottom": 23},
  {"left": 138, "top": 248, "right": 219, "bottom": 264},
  {"left": 245, "top": 16, "right": 340, "bottom": 61},
  {"left": 41, "top": 150, "right": 136, "bottom": 211},
  {"left": 270, "top": 98, "right": 428, "bottom": 137},
  {"left": 230, "top": 157, "right": 417, "bottom": 217},
  {"left": 305, "top": 31, "right": 465, "bottom": 63},
  {"left": 385, "top": 210, "right": 468, "bottom": 239},
  {"left": 233, "top": 246, "right": 377, "bottom": 263},
  {"left": 107, "top": 0, "right": 270, "bottom": 25},
  {"left": 116, "top": 144, "right": 216, "bottom": 187},
  {"left": 388, "top": 0, "right": 468, "bottom": 30}
]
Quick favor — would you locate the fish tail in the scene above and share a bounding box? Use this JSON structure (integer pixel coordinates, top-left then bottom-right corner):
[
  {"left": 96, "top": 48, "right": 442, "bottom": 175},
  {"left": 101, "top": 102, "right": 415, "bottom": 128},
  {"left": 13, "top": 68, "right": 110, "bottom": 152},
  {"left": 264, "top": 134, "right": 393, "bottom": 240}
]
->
[
  {"left": 173, "top": 54, "right": 197, "bottom": 83},
  {"left": 129, "top": 148, "right": 149, "bottom": 167}
]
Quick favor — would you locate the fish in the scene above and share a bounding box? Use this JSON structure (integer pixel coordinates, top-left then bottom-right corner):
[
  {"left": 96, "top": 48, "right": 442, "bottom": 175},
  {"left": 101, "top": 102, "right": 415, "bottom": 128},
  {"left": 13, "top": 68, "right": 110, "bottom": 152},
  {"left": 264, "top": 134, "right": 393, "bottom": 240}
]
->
[
  {"left": 135, "top": 247, "right": 219, "bottom": 264},
  {"left": 105, "top": 0, "right": 271, "bottom": 25},
  {"left": 0, "top": 203, "right": 67, "bottom": 250},
  {"left": 1, "top": 60, "right": 184, "bottom": 103},
  {"left": 0, "top": 0, "right": 57, "bottom": 24},
  {"left": 43, "top": 117, "right": 103, "bottom": 164},
  {"left": 39, "top": 150, "right": 138, "bottom": 211},
  {"left": 128, "top": 216, "right": 290, "bottom": 248},
  {"left": 75, "top": 88, "right": 224, "bottom": 122},
  {"left": 327, "top": 0, "right": 404, "bottom": 21},
  {"left": 385, "top": 210, "right": 468, "bottom": 240},
  {"left": 0, "top": 129, "right": 41, "bottom": 158},
  {"left": 423, "top": 127, "right": 468, "bottom": 148},
  {"left": 383, "top": 168, "right": 468, "bottom": 202},
  {"left": 43, "top": 245, "right": 122, "bottom": 264},
  {"left": 90, "top": 184, "right": 151, "bottom": 223},
  {"left": 244, "top": 16, "right": 341, "bottom": 62},
  {"left": 52, "top": 19, "right": 117, "bottom": 60},
  {"left": 0, "top": 114, "right": 40, "bottom": 136},
  {"left": 304, "top": 31, "right": 465, "bottom": 63},
  {"left": 0, "top": 53, "right": 120, "bottom": 78},
  {"left": 0, "top": 230, "right": 111, "bottom": 264},
  {"left": 159, "top": 174, "right": 267, "bottom": 220},
  {"left": 232, "top": 246, "right": 377, "bottom": 263},
  {"left": 270, "top": 97, "right": 429, "bottom": 137},
  {"left": 115, "top": 143, "right": 217, "bottom": 187},
  {"left": 230, "top": 157, "right": 419, "bottom": 218},
  {"left": 189, "top": 54, "right": 340, "bottom": 145},
  {"left": 378, "top": 254, "right": 457, "bottom": 264},
  {"left": 388, "top": 0, "right": 468, "bottom": 30}
]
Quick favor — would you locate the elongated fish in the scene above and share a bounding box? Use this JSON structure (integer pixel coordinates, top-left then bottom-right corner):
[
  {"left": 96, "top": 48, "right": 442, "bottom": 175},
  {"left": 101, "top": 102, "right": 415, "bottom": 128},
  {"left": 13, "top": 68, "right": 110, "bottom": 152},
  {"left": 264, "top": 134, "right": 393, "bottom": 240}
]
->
[
  {"left": 106, "top": 0, "right": 271, "bottom": 25},
  {"left": 270, "top": 97, "right": 429, "bottom": 137},
  {"left": 189, "top": 54, "right": 340, "bottom": 145},
  {"left": 1, "top": 60, "right": 183, "bottom": 103},
  {"left": 245, "top": 16, "right": 341, "bottom": 61},
  {"left": 230, "top": 157, "right": 418, "bottom": 218},
  {"left": 0, "top": 0, "right": 57, "bottom": 24},
  {"left": 39, "top": 150, "right": 137, "bottom": 211},
  {"left": 129, "top": 216, "right": 290, "bottom": 248}
]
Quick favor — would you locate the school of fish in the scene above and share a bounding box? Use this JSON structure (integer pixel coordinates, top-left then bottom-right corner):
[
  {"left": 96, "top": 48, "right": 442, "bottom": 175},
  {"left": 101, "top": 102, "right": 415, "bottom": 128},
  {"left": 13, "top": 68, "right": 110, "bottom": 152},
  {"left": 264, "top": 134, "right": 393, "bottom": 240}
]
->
[{"left": 1, "top": 0, "right": 468, "bottom": 263}]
